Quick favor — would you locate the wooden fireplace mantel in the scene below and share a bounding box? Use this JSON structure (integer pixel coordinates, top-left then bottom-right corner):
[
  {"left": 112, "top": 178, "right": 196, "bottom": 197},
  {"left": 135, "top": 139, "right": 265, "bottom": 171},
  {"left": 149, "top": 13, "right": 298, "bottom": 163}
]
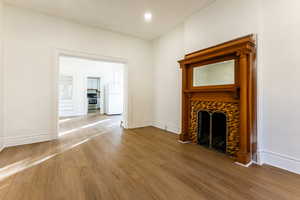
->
[{"left": 178, "top": 35, "right": 257, "bottom": 165}]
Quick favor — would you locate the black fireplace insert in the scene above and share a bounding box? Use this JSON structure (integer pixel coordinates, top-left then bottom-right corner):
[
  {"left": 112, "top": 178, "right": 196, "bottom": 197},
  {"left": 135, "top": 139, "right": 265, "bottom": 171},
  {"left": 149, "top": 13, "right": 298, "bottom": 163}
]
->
[{"left": 197, "top": 111, "right": 227, "bottom": 153}]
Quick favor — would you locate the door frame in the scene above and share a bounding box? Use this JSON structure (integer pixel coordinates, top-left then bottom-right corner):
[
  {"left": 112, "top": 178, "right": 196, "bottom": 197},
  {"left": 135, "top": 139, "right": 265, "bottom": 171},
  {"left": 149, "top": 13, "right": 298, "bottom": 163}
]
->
[{"left": 53, "top": 48, "right": 129, "bottom": 139}]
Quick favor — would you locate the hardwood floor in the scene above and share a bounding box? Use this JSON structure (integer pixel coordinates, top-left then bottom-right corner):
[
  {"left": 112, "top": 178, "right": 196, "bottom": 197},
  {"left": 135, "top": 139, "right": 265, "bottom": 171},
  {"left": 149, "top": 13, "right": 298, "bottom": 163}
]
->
[{"left": 0, "top": 114, "right": 299, "bottom": 200}]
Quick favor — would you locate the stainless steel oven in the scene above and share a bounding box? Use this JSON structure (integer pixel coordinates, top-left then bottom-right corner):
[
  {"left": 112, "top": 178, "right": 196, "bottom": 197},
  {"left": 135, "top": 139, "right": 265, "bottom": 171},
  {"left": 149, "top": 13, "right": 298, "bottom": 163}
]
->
[{"left": 87, "top": 89, "right": 100, "bottom": 113}]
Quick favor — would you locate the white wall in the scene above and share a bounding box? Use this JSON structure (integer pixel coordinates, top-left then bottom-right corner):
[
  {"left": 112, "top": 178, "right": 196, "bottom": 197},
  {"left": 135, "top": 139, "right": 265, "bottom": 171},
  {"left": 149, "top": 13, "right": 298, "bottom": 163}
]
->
[
  {"left": 259, "top": 0, "right": 300, "bottom": 174},
  {"left": 3, "top": 5, "right": 153, "bottom": 147},
  {"left": 184, "top": 0, "right": 261, "bottom": 53},
  {"left": 152, "top": 0, "right": 300, "bottom": 174},
  {"left": 152, "top": 25, "right": 184, "bottom": 133},
  {"left": 0, "top": 0, "right": 4, "bottom": 150},
  {"left": 59, "top": 56, "right": 123, "bottom": 117}
]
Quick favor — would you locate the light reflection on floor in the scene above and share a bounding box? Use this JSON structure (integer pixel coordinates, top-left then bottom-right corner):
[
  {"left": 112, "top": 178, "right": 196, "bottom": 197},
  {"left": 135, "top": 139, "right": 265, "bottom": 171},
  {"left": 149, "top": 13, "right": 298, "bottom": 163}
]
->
[
  {"left": 0, "top": 116, "right": 119, "bottom": 182},
  {"left": 59, "top": 119, "right": 111, "bottom": 136}
]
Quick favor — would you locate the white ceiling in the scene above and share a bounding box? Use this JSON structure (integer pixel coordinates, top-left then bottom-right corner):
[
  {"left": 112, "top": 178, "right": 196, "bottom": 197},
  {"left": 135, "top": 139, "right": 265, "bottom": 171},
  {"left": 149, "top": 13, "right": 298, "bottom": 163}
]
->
[{"left": 4, "top": 0, "right": 215, "bottom": 40}]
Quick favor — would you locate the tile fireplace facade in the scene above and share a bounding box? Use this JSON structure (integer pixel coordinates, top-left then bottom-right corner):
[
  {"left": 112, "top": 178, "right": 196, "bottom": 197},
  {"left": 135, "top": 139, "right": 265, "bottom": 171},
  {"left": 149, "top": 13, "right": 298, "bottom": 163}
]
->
[{"left": 190, "top": 98, "right": 240, "bottom": 156}]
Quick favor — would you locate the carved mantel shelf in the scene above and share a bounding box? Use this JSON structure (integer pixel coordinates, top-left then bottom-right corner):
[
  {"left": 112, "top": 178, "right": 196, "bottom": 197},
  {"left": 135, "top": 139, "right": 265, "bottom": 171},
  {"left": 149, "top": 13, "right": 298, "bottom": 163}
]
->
[{"left": 178, "top": 35, "right": 257, "bottom": 165}]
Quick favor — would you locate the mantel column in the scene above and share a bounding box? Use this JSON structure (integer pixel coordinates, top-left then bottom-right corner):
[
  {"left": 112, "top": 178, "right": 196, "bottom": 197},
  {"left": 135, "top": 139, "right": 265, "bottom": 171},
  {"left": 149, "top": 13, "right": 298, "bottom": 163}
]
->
[
  {"left": 237, "top": 51, "right": 251, "bottom": 164},
  {"left": 179, "top": 65, "right": 190, "bottom": 142}
]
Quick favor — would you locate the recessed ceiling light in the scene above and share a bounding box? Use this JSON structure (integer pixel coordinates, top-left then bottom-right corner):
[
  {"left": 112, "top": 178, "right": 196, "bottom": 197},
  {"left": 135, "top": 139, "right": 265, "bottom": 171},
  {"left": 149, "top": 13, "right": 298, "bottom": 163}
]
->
[{"left": 144, "top": 12, "right": 152, "bottom": 22}]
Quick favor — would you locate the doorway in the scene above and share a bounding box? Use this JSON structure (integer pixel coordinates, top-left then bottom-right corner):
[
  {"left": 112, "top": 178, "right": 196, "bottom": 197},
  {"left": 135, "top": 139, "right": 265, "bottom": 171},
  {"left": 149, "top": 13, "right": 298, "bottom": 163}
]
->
[{"left": 55, "top": 52, "right": 127, "bottom": 138}]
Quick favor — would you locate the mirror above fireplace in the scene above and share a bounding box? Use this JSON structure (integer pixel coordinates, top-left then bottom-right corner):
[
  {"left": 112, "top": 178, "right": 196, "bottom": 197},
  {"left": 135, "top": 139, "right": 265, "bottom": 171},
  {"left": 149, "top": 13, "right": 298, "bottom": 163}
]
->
[{"left": 193, "top": 60, "right": 235, "bottom": 87}]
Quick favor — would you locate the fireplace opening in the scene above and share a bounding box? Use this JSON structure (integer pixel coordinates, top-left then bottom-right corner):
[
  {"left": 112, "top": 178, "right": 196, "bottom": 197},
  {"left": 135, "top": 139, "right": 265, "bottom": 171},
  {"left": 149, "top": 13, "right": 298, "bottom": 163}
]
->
[
  {"left": 197, "top": 111, "right": 210, "bottom": 148},
  {"left": 212, "top": 112, "right": 227, "bottom": 153},
  {"left": 197, "top": 111, "right": 227, "bottom": 153}
]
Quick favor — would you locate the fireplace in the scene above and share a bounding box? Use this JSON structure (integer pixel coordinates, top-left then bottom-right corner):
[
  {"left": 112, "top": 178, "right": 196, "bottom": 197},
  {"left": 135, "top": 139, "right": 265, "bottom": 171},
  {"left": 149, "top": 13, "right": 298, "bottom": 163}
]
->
[
  {"left": 198, "top": 111, "right": 227, "bottom": 153},
  {"left": 178, "top": 35, "right": 257, "bottom": 164}
]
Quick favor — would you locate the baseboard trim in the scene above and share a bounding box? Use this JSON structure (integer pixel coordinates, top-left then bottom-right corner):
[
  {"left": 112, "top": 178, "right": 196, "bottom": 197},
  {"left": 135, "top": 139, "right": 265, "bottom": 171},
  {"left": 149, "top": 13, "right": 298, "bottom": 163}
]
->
[
  {"left": 152, "top": 121, "right": 180, "bottom": 134},
  {"left": 251, "top": 160, "right": 261, "bottom": 166},
  {"left": 131, "top": 121, "right": 153, "bottom": 129},
  {"left": 4, "top": 134, "right": 53, "bottom": 147},
  {"left": 259, "top": 150, "right": 300, "bottom": 174},
  {"left": 128, "top": 121, "right": 180, "bottom": 134},
  {"left": 235, "top": 161, "right": 253, "bottom": 168},
  {"left": 178, "top": 140, "right": 191, "bottom": 144}
]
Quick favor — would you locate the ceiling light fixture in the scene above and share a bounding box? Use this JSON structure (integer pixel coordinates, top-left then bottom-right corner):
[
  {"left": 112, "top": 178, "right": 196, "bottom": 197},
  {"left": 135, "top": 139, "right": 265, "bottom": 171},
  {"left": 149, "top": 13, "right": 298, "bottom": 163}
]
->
[{"left": 144, "top": 12, "right": 152, "bottom": 22}]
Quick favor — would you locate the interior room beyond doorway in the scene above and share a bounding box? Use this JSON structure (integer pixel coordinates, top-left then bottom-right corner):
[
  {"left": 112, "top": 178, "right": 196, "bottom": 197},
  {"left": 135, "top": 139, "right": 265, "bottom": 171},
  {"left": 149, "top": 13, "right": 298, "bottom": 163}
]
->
[{"left": 58, "top": 55, "right": 125, "bottom": 137}]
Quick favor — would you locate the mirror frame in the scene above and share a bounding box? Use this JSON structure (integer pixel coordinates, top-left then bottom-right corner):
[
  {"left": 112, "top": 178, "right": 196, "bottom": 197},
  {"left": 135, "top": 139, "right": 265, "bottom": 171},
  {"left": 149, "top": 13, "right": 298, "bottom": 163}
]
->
[
  {"left": 186, "top": 54, "right": 240, "bottom": 93},
  {"left": 189, "top": 55, "right": 239, "bottom": 89}
]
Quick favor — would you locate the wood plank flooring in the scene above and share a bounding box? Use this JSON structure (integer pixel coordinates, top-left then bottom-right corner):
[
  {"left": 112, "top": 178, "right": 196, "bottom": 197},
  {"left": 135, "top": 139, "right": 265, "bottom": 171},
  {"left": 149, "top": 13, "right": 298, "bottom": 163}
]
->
[{"left": 0, "top": 114, "right": 299, "bottom": 200}]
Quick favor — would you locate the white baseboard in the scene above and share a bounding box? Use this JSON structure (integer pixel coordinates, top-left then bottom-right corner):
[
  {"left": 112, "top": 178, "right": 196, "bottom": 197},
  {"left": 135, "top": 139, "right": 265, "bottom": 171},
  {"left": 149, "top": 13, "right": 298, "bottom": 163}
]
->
[
  {"left": 152, "top": 121, "right": 180, "bottom": 134},
  {"left": 252, "top": 160, "right": 261, "bottom": 166},
  {"left": 130, "top": 121, "right": 153, "bottom": 129},
  {"left": 4, "top": 133, "right": 53, "bottom": 147},
  {"left": 126, "top": 120, "right": 180, "bottom": 134},
  {"left": 0, "top": 145, "right": 5, "bottom": 152},
  {"left": 178, "top": 140, "right": 191, "bottom": 144},
  {"left": 259, "top": 150, "right": 300, "bottom": 174},
  {"left": 235, "top": 161, "right": 253, "bottom": 168}
]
